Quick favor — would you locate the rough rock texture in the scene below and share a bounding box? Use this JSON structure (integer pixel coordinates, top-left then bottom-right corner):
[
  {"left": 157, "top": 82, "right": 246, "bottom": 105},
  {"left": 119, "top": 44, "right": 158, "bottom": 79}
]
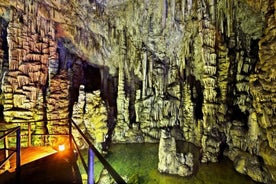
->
[
  {"left": 1, "top": 9, "right": 57, "bottom": 146},
  {"left": 0, "top": 0, "right": 275, "bottom": 183},
  {"left": 248, "top": 0, "right": 276, "bottom": 181},
  {"left": 72, "top": 85, "right": 108, "bottom": 151},
  {"left": 96, "top": 169, "right": 116, "bottom": 184},
  {"left": 0, "top": 0, "right": 99, "bottom": 147},
  {"left": 158, "top": 129, "right": 194, "bottom": 177}
]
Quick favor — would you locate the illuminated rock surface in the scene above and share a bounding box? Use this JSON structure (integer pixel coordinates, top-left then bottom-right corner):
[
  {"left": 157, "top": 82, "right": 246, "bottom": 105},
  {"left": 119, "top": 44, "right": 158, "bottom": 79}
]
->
[
  {"left": 158, "top": 129, "right": 193, "bottom": 177},
  {"left": 72, "top": 85, "right": 108, "bottom": 151},
  {"left": 0, "top": 0, "right": 275, "bottom": 183}
]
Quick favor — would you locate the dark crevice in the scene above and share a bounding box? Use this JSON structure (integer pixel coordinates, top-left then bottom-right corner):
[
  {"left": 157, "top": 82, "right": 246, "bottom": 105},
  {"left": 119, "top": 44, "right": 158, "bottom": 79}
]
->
[
  {"left": 231, "top": 105, "right": 249, "bottom": 126},
  {"left": 188, "top": 75, "right": 203, "bottom": 120},
  {"left": 69, "top": 86, "right": 80, "bottom": 118},
  {"left": 83, "top": 64, "right": 101, "bottom": 93},
  {"left": 225, "top": 43, "right": 238, "bottom": 122},
  {"left": 124, "top": 70, "right": 137, "bottom": 127},
  {"left": 0, "top": 18, "right": 9, "bottom": 120},
  {"left": 42, "top": 84, "right": 49, "bottom": 134},
  {"left": 101, "top": 71, "right": 118, "bottom": 151}
]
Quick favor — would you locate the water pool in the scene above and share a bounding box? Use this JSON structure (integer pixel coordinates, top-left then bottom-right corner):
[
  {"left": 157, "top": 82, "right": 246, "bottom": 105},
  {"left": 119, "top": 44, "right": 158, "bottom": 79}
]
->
[{"left": 79, "top": 143, "right": 257, "bottom": 184}]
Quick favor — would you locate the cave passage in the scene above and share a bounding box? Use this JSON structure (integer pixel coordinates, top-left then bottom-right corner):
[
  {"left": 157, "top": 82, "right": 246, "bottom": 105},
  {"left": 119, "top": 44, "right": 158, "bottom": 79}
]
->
[{"left": 83, "top": 64, "right": 101, "bottom": 93}]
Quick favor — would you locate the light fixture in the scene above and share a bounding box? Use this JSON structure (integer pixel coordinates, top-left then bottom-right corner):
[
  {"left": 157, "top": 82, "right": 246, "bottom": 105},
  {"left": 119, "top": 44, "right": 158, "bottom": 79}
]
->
[{"left": 58, "top": 144, "right": 65, "bottom": 152}]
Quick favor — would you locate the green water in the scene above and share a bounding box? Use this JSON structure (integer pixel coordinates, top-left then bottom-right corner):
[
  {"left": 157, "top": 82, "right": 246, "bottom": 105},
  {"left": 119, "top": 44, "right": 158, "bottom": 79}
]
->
[{"left": 79, "top": 143, "right": 257, "bottom": 184}]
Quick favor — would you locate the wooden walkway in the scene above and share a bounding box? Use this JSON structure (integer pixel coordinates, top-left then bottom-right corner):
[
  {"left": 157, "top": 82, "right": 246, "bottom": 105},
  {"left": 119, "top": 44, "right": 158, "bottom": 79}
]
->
[
  {"left": 0, "top": 146, "right": 57, "bottom": 172},
  {"left": 0, "top": 147, "right": 82, "bottom": 184}
]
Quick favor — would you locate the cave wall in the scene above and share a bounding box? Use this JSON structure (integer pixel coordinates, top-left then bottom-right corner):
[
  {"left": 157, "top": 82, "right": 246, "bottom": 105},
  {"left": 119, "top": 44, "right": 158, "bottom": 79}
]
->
[
  {"left": 0, "top": 1, "right": 100, "bottom": 147},
  {"left": 1, "top": 9, "right": 59, "bottom": 145},
  {"left": 0, "top": 0, "right": 275, "bottom": 183}
]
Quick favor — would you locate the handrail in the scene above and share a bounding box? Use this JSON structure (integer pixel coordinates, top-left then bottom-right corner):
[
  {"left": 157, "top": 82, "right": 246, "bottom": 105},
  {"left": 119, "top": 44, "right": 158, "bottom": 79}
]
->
[
  {"left": 0, "top": 127, "right": 19, "bottom": 141},
  {"left": 0, "top": 119, "right": 126, "bottom": 184},
  {"left": 6, "top": 118, "right": 69, "bottom": 124},
  {"left": 0, "top": 126, "right": 21, "bottom": 172},
  {"left": 70, "top": 119, "right": 126, "bottom": 184},
  {"left": 2, "top": 118, "right": 70, "bottom": 147},
  {"left": 0, "top": 119, "right": 69, "bottom": 172}
]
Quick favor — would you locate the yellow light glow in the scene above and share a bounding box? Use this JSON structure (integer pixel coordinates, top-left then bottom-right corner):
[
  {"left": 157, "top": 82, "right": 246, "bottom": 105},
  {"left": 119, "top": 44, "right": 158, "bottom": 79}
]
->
[{"left": 58, "top": 144, "right": 65, "bottom": 152}]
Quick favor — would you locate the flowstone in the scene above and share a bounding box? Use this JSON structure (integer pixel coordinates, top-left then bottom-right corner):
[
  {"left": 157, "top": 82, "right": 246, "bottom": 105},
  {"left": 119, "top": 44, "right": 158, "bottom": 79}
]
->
[{"left": 158, "top": 129, "right": 193, "bottom": 177}]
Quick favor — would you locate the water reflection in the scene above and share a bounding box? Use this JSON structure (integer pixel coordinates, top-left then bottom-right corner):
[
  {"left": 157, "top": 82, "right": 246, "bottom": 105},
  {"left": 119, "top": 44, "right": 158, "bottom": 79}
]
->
[{"left": 78, "top": 143, "right": 257, "bottom": 184}]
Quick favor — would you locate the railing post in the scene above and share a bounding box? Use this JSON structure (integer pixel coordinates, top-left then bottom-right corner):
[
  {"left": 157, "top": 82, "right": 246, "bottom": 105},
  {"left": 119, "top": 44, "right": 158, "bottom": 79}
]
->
[
  {"left": 16, "top": 128, "right": 21, "bottom": 172},
  {"left": 4, "top": 131, "right": 8, "bottom": 159},
  {"left": 88, "top": 148, "right": 94, "bottom": 184},
  {"left": 28, "top": 122, "right": 31, "bottom": 147},
  {"left": 69, "top": 119, "right": 72, "bottom": 151}
]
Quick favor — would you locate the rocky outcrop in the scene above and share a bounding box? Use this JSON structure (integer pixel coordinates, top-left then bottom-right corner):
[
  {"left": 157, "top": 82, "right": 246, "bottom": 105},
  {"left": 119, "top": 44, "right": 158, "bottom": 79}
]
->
[
  {"left": 158, "top": 129, "right": 194, "bottom": 177},
  {"left": 104, "top": 1, "right": 275, "bottom": 182},
  {"left": 226, "top": 148, "right": 271, "bottom": 183},
  {"left": 1, "top": 9, "right": 57, "bottom": 146},
  {"left": 248, "top": 0, "right": 276, "bottom": 181},
  {"left": 0, "top": 2, "right": 88, "bottom": 147},
  {"left": 72, "top": 85, "right": 108, "bottom": 151}
]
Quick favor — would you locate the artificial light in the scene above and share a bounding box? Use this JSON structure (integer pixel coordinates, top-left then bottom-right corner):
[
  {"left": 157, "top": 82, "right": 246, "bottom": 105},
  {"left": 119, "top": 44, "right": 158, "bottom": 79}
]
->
[{"left": 58, "top": 144, "right": 65, "bottom": 152}]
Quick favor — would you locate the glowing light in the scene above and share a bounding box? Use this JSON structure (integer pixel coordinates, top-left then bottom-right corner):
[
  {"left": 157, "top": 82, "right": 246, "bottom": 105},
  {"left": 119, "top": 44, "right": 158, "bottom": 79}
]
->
[{"left": 58, "top": 144, "right": 65, "bottom": 152}]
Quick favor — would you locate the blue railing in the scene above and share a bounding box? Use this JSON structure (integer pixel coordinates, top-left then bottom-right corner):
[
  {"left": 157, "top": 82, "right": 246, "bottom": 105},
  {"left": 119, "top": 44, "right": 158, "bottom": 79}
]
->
[
  {"left": 0, "top": 126, "right": 21, "bottom": 172},
  {"left": 69, "top": 119, "right": 126, "bottom": 184}
]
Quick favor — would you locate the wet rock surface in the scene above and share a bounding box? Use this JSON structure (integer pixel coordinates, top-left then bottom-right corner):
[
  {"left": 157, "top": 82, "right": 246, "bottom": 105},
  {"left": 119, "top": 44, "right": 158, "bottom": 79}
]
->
[{"left": 158, "top": 129, "right": 194, "bottom": 177}]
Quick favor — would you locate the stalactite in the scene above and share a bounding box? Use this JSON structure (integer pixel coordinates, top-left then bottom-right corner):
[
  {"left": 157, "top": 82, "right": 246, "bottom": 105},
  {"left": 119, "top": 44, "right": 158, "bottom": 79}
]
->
[
  {"left": 187, "top": 0, "right": 192, "bottom": 14},
  {"left": 209, "top": 0, "right": 215, "bottom": 23},
  {"left": 142, "top": 51, "right": 147, "bottom": 98},
  {"left": 44, "top": 20, "right": 48, "bottom": 37},
  {"left": 162, "top": 0, "right": 167, "bottom": 28},
  {"left": 181, "top": 0, "right": 186, "bottom": 20},
  {"left": 171, "top": 0, "right": 175, "bottom": 23}
]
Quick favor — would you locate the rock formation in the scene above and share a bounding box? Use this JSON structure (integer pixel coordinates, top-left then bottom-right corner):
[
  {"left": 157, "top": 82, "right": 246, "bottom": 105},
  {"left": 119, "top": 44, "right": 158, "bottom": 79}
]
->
[
  {"left": 0, "top": 0, "right": 275, "bottom": 183},
  {"left": 158, "top": 129, "right": 194, "bottom": 177},
  {"left": 72, "top": 85, "right": 108, "bottom": 151}
]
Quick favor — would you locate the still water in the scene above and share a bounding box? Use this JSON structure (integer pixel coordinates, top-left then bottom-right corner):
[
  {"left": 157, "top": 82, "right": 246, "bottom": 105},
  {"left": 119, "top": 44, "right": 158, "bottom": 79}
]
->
[{"left": 79, "top": 143, "right": 257, "bottom": 184}]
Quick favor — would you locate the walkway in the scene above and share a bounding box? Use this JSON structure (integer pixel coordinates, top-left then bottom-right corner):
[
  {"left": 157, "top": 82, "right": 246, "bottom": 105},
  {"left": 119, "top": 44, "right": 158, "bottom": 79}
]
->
[{"left": 0, "top": 146, "right": 82, "bottom": 184}]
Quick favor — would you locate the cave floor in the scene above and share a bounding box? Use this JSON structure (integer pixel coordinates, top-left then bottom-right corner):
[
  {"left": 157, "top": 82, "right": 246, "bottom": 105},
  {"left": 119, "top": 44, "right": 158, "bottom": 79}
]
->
[
  {"left": 0, "top": 147, "right": 82, "bottom": 184},
  {"left": 0, "top": 146, "right": 57, "bottom": 172}
]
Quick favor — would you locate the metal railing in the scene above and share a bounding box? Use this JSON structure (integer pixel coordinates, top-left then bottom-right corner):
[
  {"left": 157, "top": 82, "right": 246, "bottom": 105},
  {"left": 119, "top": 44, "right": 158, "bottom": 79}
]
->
[
  {"left": 10, "top": 118, "right": 69, "bottom": 147},
  {"left": 0, "top": 119, "right": 126, "bottom": 184},
  {"left": 69, "top": 119, "right": 126, "bottom": 184},
  {"left": 0, "top": 126, "right": 21, "bottom": 172}
]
